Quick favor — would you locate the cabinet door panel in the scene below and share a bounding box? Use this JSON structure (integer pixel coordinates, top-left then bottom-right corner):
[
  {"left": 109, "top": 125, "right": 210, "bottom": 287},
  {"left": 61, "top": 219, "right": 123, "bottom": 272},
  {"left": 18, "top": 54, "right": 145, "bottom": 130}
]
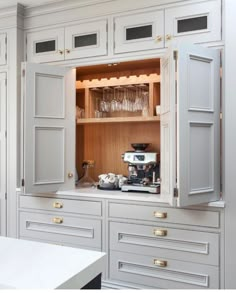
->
[
  {"left": 165, "top": 0, "right": 221, "bottom": 45},
  {"left": 114, "top": 10, "right": 164, "bottom": 54},
  {"left": 65, "top": 19, "right": 107, "bottom": 60},
  {"left": 26, "top": 28, "right": 64, "bottom": 63},
  {"left": 0, "top": 34, "right": 7, "bottom": 65},
  {"left": 0, "top": 73, "right": 6, "bottom": 236},
  {"left": 22, "top": 63, "right": 75, "bottom": 194}
]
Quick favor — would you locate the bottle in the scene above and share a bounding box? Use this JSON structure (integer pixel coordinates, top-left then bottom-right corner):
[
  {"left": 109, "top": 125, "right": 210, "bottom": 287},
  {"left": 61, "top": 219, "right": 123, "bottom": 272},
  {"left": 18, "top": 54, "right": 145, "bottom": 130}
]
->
[{"left": 78, "top": 160, "right": 96, "bottom": 188}]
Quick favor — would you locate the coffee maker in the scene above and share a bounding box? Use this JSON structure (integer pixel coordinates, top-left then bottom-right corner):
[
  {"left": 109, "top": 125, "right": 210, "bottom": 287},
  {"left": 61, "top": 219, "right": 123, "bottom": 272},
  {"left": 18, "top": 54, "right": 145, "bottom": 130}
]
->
[{"left": 121, "top": 143, "right": 160, "bottom": 193}]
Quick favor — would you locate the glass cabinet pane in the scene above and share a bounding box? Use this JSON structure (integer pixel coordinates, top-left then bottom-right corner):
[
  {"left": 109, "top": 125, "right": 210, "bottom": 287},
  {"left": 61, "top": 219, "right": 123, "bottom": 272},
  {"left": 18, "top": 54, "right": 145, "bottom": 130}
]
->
[
  {"left": 74, "top": 33, "right": 97, "bottom": 48},
  {"left": 126, "top": 25, "right": 152, "bottom": 41},
  {"left": 35, "top": 40, "right": 56, "bottom": 53},
  {"left": 177, "top": 16, "right": 208, "bottom": 33}
]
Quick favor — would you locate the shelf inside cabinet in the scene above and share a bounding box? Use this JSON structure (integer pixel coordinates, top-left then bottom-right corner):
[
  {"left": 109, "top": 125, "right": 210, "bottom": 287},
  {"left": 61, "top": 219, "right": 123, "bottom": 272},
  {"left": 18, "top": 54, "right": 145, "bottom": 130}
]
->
[{"left": 76, "top": 115, "right": 160, "bottom": 125}]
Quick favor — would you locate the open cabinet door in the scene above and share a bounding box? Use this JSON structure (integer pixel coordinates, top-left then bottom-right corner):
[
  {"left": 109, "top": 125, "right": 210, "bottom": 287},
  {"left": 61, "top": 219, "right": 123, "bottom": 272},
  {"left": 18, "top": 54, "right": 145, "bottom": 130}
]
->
[
  {"left": 22, "top": 63, "right": 75, "bottom": 194},
  {"left": 160, "top": 48, "right": 177, "bottom": 206},
  {"left": 176, "top": 44, "right": 220, "bottom": 206}
]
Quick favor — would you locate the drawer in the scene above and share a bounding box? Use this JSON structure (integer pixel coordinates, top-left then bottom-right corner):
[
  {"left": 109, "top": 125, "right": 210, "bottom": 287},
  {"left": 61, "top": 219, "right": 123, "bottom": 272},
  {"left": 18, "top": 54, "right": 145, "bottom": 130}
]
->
[
  {"left": 109, "top": 222, "right": 219, "bottom": 266},
  {"left": 110, "top": 251, "right": 219, "bottom": 289},
  {"left": 19, "top": 211, "right": 102, "bottom": 249},
  {"left": 109, "top": 203, "right": 220, "bottom": 228},
  {"left": 19, "top": 196, "right": 102, "bottom": 216}
]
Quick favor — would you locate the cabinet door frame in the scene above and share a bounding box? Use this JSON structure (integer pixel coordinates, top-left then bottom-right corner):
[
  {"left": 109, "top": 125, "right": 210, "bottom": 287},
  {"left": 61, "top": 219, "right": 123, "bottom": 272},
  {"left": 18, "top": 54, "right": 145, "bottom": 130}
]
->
[
  {"left": 165, "top": 0, "right": 221, "bottom": 46},
  {"left": 0, "top": 34, "right": 7, "bottom": 65},
  {"left": 114, "top": 10, "right": 164, "bottom": 54},
  {"left": 65, "top": 19, "right": 108, "bottom": 60},
  {"left": 26, "top": 28, "right": 65, "bottom": 63},
  {"left": 0, "top": 72, "right": 7, "bottom": 236}
]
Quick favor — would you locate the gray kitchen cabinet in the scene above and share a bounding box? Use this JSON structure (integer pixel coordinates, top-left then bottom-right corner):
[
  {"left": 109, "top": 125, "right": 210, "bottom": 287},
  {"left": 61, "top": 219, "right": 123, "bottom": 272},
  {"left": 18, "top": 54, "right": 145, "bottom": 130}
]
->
[
  {"left": 26, "top": 19, "right": 108, "bottom": 63},
  {"left": 114, "top": 10, "right": 164, "bottom": 54},
  {"left": 107, "top": 201, "right": 222, "bottom": 289},
  {"left": 164, "top": 0, "right": 221, "bottom": 45},
  {"left": 18, "top": 195, "right": 104, "bottom": 251}
]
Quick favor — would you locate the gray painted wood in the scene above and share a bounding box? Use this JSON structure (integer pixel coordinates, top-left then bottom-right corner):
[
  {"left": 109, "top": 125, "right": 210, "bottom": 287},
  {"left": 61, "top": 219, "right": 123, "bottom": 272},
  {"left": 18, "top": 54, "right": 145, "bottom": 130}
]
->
[
  {"left": 19, "top": 211, "right": 102, "bottom": 249},
  {"left": 19, "top": 195, "right": 102, "bottom": 216},
  {"left": 177, "top": 43, "right": 221, "bottom": 207},
  {"left": 109, "top": 221, "right": 219, "bottom": 266},
  {"left": 22, "top": 62, "right": 75, "bottom": 194},
  {"left": 0, "top": 73, "right": 6, "bottom": 236},
  {"left": 109, "top": 202, "right": 220, "bottom": 228},
  {"left": 109, "top": 250, "right": 219, "bottom": 289}
]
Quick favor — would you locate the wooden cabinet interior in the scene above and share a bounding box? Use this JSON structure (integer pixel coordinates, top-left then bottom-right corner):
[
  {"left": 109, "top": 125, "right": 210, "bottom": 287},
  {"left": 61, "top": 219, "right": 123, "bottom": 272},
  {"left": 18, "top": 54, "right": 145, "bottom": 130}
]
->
[{"left": 75, "top": 58, "right": 161, "bottom": 180}]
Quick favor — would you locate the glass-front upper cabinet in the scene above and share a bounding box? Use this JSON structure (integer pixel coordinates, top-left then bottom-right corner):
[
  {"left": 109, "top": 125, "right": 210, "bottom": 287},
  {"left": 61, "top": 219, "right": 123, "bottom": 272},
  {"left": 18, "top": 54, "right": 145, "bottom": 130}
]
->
[
  {"left": 64, "top": 19, "right": 108, "bottom": 60},
  {"left": 26, "top": 28, "right": 65, "bottom": 63},
  {"left": 114, "top": 10, "right": 164, "bottom": 54},
  {"left": 164, "top": 0, "right": 221, "bottom": 45}
]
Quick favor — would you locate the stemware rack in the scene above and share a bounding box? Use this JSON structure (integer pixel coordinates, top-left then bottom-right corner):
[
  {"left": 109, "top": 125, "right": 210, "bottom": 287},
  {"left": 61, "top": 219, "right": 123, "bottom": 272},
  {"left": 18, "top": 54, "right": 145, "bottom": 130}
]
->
[{"left": 76, "top": 73, "right": 160, "bottom": 124}]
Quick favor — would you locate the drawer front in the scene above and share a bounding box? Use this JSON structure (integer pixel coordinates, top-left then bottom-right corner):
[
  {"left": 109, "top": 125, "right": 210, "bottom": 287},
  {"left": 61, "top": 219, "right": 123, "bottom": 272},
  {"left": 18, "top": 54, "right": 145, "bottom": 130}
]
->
[
  {"left": 109, "top": 203, "right": 220, "bottom": 228},
  {"left": 20, "top": 196, "right": 102, "bottom": 216},
  {"left": 110, "top": 222, "right": 219, "bottom": 266},
  {"left": 19, "top": 211, "right": 102, "bottom": 249},
  {"left": 110, "top": 251, "right": 219, "bottom": 289}
]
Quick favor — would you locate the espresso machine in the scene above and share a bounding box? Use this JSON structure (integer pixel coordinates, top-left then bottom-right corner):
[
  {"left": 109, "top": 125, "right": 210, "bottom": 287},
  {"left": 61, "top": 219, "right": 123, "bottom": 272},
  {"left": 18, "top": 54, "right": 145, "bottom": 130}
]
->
[{"left": 121, "top": 143, "right": 160, "bottom": 194}]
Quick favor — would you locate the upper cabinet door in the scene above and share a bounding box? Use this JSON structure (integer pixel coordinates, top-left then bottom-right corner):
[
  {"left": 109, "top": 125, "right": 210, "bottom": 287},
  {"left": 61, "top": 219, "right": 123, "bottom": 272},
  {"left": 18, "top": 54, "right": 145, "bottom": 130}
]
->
[
  {"left": 65, "top": 19, "right": 108, "bottom": 60},
  {"left": 22, "top": 63, "right": 75, "bottom": 194},
  {"left": 165, "top": 0, "right": 221, "bottom": 46},
  {"left": 26, "top": 28, "right": 65, "bottom": 63},
  {"left": 0, "top": 34, "right": 7, "bottom": 65},
  {"left": 114, "top": 10, "right": 164, "bottom": 54},
  {"left": 164, "top": 44, "right": 220, "bottom": 207}
]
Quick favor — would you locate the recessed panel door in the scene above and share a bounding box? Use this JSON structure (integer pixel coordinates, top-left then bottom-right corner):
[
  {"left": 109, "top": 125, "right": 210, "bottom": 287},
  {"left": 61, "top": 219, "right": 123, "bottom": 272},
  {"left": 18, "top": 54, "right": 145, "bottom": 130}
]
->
[
  {"left": 0, "top": 73, "right": 6, "bottom": 235},
  {"left": 26, "top": 28, "right": 65, "bottom": 63},
  {"left": 114, "top": 10, "right": 164, "bottom": 54},
  {"left": 65, "top": 19, "right": 108, "bottom": 60},
  {"left": 165, "top": 0, "right": 221, "bottom": 46},
  {"left": 22, "top": 63, "right": 75, "bottom": 194}
]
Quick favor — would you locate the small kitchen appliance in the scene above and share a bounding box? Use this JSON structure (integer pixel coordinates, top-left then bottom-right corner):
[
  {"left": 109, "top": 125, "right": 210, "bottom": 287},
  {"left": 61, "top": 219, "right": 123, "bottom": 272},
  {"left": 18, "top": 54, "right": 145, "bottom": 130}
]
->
[{"left": 121, "top": 143, "right": 160, "bottom": 193}]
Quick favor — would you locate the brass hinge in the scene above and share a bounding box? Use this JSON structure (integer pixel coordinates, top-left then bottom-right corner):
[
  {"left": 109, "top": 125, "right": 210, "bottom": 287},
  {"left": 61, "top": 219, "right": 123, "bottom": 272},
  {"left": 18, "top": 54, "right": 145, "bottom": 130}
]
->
[
  {"left": 21, "top": 179, "right": 25, "bottom": 187},
  {"left": 174, "top": 187, "right": 178, "bottom": 197},
  {"left": 173, "top": 50, "right": 178, "bottom": 61},
  {"left": 5, "top": 130, "right": 7, "bottom": 138},
  {"left": 5, "top": 192, "right": 7, "bottom": 200},
  {"left": 22, "top": 69, "right": 25, "bottom": 77},
  {"left": 106, "top": 22, "right": 108, "bottom": 32}
]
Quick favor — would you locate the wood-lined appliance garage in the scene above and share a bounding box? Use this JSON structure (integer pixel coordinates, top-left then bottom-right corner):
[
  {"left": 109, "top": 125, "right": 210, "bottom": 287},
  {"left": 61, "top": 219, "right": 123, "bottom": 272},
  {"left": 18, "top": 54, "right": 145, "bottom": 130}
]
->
[
  {"left": 22, "top": 43, "right": 220, "bottom": 208},
  {"left": 75, "top": 59, "right": 160, "bottom": 180}
]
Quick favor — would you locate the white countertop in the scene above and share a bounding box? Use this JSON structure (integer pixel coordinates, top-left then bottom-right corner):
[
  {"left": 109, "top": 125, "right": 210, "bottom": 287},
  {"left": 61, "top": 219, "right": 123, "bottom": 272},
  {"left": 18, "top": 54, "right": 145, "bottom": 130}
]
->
[
  {"left": 57, "top": 187, "right": 225, "bottom": 208},
  {"left": 0, "top": 237, "right": 106, "bottom": 289}
]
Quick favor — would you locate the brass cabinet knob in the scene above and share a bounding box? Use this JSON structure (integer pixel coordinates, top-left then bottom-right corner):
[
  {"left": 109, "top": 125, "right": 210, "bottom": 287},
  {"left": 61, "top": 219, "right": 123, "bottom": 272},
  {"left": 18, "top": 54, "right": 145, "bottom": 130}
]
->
[
  {"left": 156, "top": 35, "right": 162, "bottom": 42},
  {"left": 65, "top": 49, "right": 70, "bottom": 54},
  {"left": 153, "top": 211, "right": 167, "bottom": 219},
  {"left": 166, "top": 34, "right": 172, "bottom": 41},
  {"left": 53, "top": 217, "right": 63, "bottom": 224},
  {"left": 153, "top": 229, "right": 167, "bottom": 237},
  {"left": 58, "top": 50, "right": 64, "bottom": 55},
  {"left": 153, "top": 259, "right": 167, "bottom": 267},
  {"left": 68, "top": 172, "right": 73, "bottom": 178},
  {"left": 53, "top": 202, "right": 63, "bottom": 209}
]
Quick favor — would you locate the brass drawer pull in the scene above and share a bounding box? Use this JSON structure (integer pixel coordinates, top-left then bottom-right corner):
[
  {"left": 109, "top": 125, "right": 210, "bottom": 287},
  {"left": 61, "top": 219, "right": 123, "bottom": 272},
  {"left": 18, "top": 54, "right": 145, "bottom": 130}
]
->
[
  {"left": 156, "top": 35, "right": 162, "bottom": 42},
  {"left": 53, "top": 217, "right": 63, "bottom": 224},
  {"left": 68, "top": 172, "right": 73, "bottom": 178},
  {"left": 153, "top": 229, "right": 167, "bottom": 237},
  {"left": 166, "top": 34, "right": 172, "bottom": 41},
  {"left": 58, "top": 50, "right": 64, "bottom": 55},
  {"left": 53, "top": 202, "right": 63, "bottom": 209},
  {"left": 153, "top": 212, "right": 167, "bottom": 219},
  {"left": 153, "top": 259, "right": 167, "bottom": 267}
]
